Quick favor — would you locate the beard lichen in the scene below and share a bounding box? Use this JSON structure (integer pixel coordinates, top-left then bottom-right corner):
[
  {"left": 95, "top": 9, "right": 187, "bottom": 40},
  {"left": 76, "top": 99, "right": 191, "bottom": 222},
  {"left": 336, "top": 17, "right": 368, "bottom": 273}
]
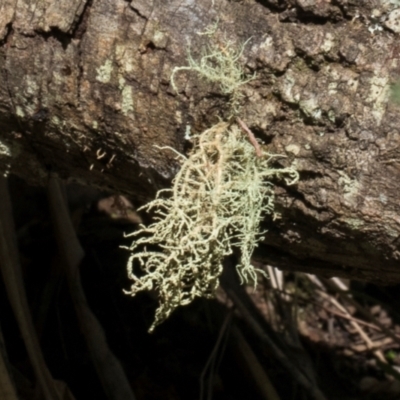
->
[
  {"left": 124, "top": 123, "right": 298, "bottom": 332},
  {"left": 124, "top": 28, "right": 298, "bottom": 332},
  {"left": 170, "top": 35, "right": 255, "bottom": 114}
]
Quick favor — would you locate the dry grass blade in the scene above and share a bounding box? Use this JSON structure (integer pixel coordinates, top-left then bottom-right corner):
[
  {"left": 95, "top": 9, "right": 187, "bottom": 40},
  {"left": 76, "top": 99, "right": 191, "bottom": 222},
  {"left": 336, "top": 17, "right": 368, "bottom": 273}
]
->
[
  {"left": 226, "top": 288, "right": 328, "bottom": 400},
  {"left": 327, "top": 278, "right": 400, "bottom": 348},
  {"left": 318, "top": 290, "right": 386, "bottom": 361},
  {"left": 200, "top": 309, "right": 233, "bottom": 400},
  {"left": 306, "top": 275, "right": 386, "bottom": 363},
  {"left": 47, "top": 174, "right": 136, "bottom": 400},
  {"left": 0, "top": 177, "right": 68, "bottom": 400},
  {"left": 231, "top": 325, "right": 281, "bottom": 400},
  {"left": 0, "top": 325, "right": 18, "bottom": 400}
]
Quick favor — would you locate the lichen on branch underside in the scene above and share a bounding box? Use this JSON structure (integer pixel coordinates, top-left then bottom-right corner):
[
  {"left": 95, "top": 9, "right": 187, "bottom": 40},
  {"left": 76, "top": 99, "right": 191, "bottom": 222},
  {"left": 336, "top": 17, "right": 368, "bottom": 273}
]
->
[
  {"left": 123, "top": 26, "right": 298, "bottom": 332},
  {"left": 123, "top": 122, "right": 298, "bottom": 332}
]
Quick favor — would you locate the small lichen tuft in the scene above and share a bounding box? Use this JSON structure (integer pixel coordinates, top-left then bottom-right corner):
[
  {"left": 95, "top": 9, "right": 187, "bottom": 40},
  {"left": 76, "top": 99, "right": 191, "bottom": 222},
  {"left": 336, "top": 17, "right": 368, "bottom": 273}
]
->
[{"left": 170, "top": 36, "right": 255, "bottom": 115}]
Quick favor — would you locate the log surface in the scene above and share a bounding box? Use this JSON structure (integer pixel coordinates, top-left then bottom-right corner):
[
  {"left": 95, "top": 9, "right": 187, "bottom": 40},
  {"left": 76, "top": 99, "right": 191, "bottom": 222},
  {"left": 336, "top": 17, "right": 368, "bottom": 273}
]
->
[{"left": 1, "top": 0, "right": 400, "bottom": 283}]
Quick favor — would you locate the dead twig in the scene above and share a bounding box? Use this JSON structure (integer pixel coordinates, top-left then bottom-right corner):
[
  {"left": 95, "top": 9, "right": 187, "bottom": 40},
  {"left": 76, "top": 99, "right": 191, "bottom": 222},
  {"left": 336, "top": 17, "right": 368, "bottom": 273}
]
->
[
  {"left": 0, "top": 177, "right": 70, "bottom": 400},
  {"left": 0, "top": 324, "right": 18, "bottom": 400},
  {"left": 306, "top": 275, "right": 386, "bottom": 363},
  {"left": 226, "top": 288, "right": 328, "bottom": 400},
  {"left": 231, "top": 325, "right": 281, "bottom": 400},
  {"left": 326, "top": 279, "right": 400, "bottom": 348},
  {"left": 236, "top": 117, "right": 262, "bottom": 157},
  {"left": 200, "top": 309, "right": 233, "bottom": 400},
  {"left": 318, "top": 289, "right": 386, "bottom": 361},
  {"left": 47, "top": 173, "right": 136, "bottom": 400},
  {"left": 268, "top": 286, "right": 394, "bottom": 333}
]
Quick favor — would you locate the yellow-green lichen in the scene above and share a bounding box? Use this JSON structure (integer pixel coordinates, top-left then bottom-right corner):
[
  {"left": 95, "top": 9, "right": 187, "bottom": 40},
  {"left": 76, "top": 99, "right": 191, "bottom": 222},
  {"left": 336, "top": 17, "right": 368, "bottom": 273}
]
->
[
  {"left": 124, "top": 30, "right": 298, "bottom": 332},
  {"left": 121, "top": 85, "right": 134, "bottom": 115},
  {"left": 390, "top": 80, "right": 400, "bottom": 104},
  {"left": 0, "top": 140, "right": 12, "bottom": 158},
  {"left": 51, "top": 116, "right": 60, "bottom": 126},
  {"left": 152, "top": 30, "right": 168, "bottom": 48},
  {"left": 170, "top": 35, "right": 255, "bottom": 115},
  {"left": 16, "top": 106, "right": 25, "bottom": 118},
  {"left": 96, "top": 59, "right": 113, "bottom": 83},
  {"left": 338, "top": 170, "right": 362, "bottom": 209},
  {"left": 367, "top": 75, "right": 390, "bottom": 125},
  {"left": 124, "top": 123, "right": 298, "bottom": 332}
]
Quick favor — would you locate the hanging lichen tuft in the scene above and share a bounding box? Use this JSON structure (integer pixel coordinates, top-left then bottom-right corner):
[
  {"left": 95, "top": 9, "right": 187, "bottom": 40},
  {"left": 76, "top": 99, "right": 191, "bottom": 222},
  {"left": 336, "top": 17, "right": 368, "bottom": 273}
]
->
[{"left": 123, "top": 26, "right": 299, "bottom": 332}]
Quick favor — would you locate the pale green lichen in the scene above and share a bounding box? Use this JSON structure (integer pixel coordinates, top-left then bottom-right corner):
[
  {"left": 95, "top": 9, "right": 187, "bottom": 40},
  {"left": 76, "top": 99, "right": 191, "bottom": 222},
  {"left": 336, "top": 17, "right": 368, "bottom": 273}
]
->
[
  {"left": 124, "top": 31, "right": 298, "bottom": 332},
  {"left": 196, "top": 19, "right": 219, "bottom": 36},
  {"left": 170, "top": 36, "right": 255, "bottom": 114},
  {"left": 16, "top": 106, "right": 25, "bottom": 118},
  {"left": 390, "top": 80, "right": 400, "bottom": 104},
  {"left": 96, "top": 59, "right": 113, "bottom": 83},
  {"left": 124, "top": 123, "right": 298, "bottom": 332},
  {"left": 121, "top": 85, "right": 134, "bottom": 115}
]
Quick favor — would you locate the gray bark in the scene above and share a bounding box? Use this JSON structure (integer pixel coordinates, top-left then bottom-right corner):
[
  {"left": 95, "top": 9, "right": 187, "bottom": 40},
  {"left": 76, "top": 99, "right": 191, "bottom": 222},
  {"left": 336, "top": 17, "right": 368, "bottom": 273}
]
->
[{"left": 1, "top": 0, "right": 400, "bottom": 283}]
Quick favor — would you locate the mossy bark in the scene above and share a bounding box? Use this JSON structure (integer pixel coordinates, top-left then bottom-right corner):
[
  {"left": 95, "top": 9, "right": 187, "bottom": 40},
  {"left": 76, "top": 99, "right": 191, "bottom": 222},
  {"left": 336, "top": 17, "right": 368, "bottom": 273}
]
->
[{"left": 1, "top": 0, "right": 400, "bottom": 283}]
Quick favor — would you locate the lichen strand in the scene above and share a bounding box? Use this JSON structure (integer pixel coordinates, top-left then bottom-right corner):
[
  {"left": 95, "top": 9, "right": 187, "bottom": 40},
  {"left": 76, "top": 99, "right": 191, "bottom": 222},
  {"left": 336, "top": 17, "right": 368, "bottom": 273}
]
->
[
  {"left": 124, "top": 122, "right": 298, "bottom": 332},
  {"left": 170, "top": 37, "right": 255, "bottom": 115}
]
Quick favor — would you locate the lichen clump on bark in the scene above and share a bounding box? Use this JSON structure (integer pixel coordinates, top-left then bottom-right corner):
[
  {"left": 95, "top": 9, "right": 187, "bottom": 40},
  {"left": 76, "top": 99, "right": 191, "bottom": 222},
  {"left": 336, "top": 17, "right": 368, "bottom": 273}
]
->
[
  {"left": 124, "top": 29, "right": 298, "bottom": 332},
  {"left": 124, "top": 123, "right": 298, "bottom": 332},
  {"left": 170, "top": 36, "right": 254, "bottom": 114}
]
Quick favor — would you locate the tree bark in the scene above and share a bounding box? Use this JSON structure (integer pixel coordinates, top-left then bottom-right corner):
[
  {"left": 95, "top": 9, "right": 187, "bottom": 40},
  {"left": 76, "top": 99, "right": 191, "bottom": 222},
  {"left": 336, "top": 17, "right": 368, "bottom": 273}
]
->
[{"left": 1, "top": 0, "right": 400, "bottom": 283}]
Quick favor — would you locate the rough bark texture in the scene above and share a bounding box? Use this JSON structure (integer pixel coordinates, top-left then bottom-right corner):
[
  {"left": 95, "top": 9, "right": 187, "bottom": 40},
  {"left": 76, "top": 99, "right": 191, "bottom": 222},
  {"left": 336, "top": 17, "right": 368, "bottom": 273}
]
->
[{"left": 1, "top": 0, "right": 400, "bottom": 283}]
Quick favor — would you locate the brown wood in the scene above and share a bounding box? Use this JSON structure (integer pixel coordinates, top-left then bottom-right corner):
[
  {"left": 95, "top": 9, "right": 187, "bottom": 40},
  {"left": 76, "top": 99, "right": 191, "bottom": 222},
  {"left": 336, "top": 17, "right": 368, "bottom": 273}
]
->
[{"left": 1, "top": 0, "right": 400, "bottom": 283}]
